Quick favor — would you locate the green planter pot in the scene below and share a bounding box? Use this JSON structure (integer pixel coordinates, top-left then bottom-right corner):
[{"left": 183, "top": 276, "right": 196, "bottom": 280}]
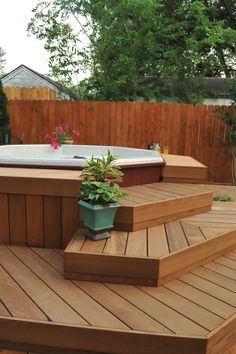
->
[{"left": 79, "top": 200, "right": 119, "bottom": 240}]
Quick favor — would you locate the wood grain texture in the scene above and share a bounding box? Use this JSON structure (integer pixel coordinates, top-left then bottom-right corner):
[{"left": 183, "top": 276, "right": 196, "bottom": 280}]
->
[
  {"left": 44, "top": 197, "right": 62, "bottom": 248},
  {"left": 158, "top": 229, "right": 236, "bottom": 285},
  {"left": 0, "top": 317, "right": 207, "bottom": 354},
  {"left": 61, "top": 197, "right": 79, "bottom": 248},
  {"left": 26, "top": 196, "right": 44, "bottom": 247},
  {"left": 8, "top": 194, "right": 27, "bottom": 245},
  {"left": 1, "top": 246, "right": 236, "bottom": 353},
  {"left": 207, "top": 315, "right": 236, "bottom": 354},
  {"left": 4, "top": 87, "right": 56, "bottom": 100},
  {"left": 0, "top": 194, "right": 9, "bottom": 244},
  {"left": 0, "top": 169, "right": 82, "bottom": 197},
  {"left": 64, "top": 251, "right": 159, "bottom": 285}
]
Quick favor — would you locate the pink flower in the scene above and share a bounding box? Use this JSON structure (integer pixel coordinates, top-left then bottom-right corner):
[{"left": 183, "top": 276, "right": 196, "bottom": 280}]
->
[
  {"left": 51, "top": 141, "right": 60, "bottom": 149},
  {"left": 45, "top": 124, "right": 80, "bottom": 148},
  {"left": 54, "top": 126, "right": 64, "bottom": 133}
]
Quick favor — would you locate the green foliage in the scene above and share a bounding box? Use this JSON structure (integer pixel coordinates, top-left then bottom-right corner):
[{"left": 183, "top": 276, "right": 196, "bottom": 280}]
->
[
  {"left": 28, "top": 0, "right": 236, "bottom": 102},
  {"left": 80, "top": 150, "right": 127, "bottom": 204},
  {"left": 81, "top": 150, "right": 124, "bottom": 183},
  {"left": 223, "top": 109, "right": 236, "bottom": 148},
  {"left": 216, "top": 80, "right": 236, "bottom": 149},
  {"left": 213, "top": 194, "right": 234, "bottom": 202},
  {"left": 80, "top": 180, "right": 127, "bottom": 204},
  {"left": 0, "top": 80, "right": 11, "bottom": 145},
  {"left": 215, "top": 80, "right": 236, "bottom": 184}
]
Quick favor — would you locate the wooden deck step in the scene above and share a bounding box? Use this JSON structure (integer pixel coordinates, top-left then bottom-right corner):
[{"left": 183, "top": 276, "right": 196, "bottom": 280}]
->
[
  {"left": 0, "top": 246, "right": 236, "bottom": 354},
  {"left": 64, "top": 223, "right": 236, "bottom": 286},
  {"left": 83, "top": 182, "right": 214, "bottom": 232},
  {"left": 162, "top": 154, "right": 208, "bottom": 183},
  {"left": 66, "top": 194, "right": 236, "bottom": 286}
]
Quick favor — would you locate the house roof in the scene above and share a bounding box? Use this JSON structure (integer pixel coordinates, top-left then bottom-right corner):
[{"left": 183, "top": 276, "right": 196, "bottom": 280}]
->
[
  {"left": 204, "top": 77, "right": 235, "bottom": 98},
  {"left": 140, "top": 76, "right": 236, "bottom": 98},
  {"left": 1, "top": 64, "right": 62, "bottom": 90}
]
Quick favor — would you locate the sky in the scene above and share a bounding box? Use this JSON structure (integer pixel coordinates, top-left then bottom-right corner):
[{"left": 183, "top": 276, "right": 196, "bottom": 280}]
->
[{"left": 0, "top": 0, "right": 50, "bottom": 75}]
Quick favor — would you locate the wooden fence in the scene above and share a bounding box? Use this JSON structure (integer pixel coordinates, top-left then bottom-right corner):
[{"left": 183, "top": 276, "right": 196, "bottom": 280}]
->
[
  {"left": 4, "top": 87, "right": 57, "bottom": 100},
  {"left": 8, "top": 100, "right": 232, "bottom": 183}
]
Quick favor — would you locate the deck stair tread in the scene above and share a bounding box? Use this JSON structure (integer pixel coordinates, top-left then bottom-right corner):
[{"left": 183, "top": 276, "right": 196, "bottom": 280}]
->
[
  {"left": 162, "top": 154, "right": 208, "bottom": 182},
  {"left": 94, "top": 182, "right": 214, "bottom": 231},
  {"left": 64, "top": 228, "right": 236, "bottom": 287},
  {"left": 66, "top": 193, "right": 236, "bottom": 286},
  {"left": 0, "top": 245, "right": 236, "bottom": 354}
]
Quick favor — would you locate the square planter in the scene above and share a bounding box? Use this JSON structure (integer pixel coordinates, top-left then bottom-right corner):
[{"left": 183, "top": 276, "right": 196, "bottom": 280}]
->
[{"left": 79, "top": 200, "right": 119, "bottom": 240}]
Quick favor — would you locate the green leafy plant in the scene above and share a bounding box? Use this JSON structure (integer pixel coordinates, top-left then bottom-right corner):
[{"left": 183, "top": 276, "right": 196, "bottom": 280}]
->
[
  {"left": 213, "top": 194, "right": 234, "bottom": 202},
  {"left": 80, "top": 181, "right": 127, "bottom": 205},
  {"left": 80, "top": 150, "right": 127, "bottom": 205},
  {"left": 81, "top": 150, "right": 124, "bottom": 183}
]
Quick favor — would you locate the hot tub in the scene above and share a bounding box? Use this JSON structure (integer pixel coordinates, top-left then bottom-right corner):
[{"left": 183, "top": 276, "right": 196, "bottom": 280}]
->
[{"left": 0, "top": 144, "right": 165, "bottom": 186}]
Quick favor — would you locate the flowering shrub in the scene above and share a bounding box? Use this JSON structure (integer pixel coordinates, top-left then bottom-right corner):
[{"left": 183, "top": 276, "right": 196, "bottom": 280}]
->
[{"left": 45, "top": 124, "right": 80, "bottom": 149}]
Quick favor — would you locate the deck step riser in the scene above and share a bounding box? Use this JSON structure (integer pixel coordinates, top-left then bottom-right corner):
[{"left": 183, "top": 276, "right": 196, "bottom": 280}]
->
[
  {"left": 64, "top": 229, "right": 236, "bottom": 287},
  {"left": 80, "top": 192, "right": 213, "bottom": 232}
]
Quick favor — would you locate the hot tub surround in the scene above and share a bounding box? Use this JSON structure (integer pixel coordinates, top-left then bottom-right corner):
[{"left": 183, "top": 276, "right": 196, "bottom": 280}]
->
[{"left": 0, "top": 144, "right": 165, "bottom": 186}]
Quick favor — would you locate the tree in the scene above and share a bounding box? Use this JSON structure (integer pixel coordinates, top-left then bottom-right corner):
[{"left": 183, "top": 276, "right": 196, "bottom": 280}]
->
[
  {"left": 0, "top": 80, "right": 11, "bottom": 145},
  {"left": 221, "top": 82, "right": 236, "bottom": 184},
  {"left": 0, "top": 47, "right": 6, "bottom": 77},
  {"left": 28, "top": 0, "right": 236, "bottom": 102}
]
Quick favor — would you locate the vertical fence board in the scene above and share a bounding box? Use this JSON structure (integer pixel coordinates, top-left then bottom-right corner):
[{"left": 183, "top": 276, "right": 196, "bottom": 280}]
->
[
  {"left": 109, "top": 102, "right": 117, "bottom": 146},
  {"left": 171, "top": 104, "right": 181, "bottom": 155},
  {"left": 152, "top": 103, "right": 161, "bottom": 146},
  {"left": 102, "top": 101, "right": 111, "bottom": 146}
]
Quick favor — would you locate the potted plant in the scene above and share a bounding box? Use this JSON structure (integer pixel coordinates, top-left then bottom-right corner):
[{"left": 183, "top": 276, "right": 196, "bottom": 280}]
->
[
  {"left": 79, "top": 150, "right": 127, "bottom": 240},
  {"left": 45, "top": 124, "right": 80, "bottom": 149}
]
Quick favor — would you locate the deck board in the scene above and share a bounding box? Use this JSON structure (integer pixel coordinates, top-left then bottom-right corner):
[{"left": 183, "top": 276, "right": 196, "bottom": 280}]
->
[
  {"left": 148, "top": 225, "right": 169, "bottom": 258},
  {"left": 125, "top": 230, "right": 147, "bottom": 257},
  {"left": 103, "top": 231, "right": 128, "bottom": 255},
  {"left": 9, "top": 246, "right": 125, "bottom": 330},
  {"left": 164, "top": 279, "right": 235, "bottom": 319},
  {"left": 1, "top": 245, "right": 236, "bottom": 353},
  {"left": 139, "top": 286, "right": 223, "bottom": 331},
  {"left": 0, "top": 246, "right": 87, "bottom": 325},
  {"left": 179, "top": 273, "right": 236, "bottom": 307},
  {"left": 106, "top": 283, "right": 208, "bottom": 335},
  {"left": 165, "top": 221, "right": 188, "bottom": 252}
]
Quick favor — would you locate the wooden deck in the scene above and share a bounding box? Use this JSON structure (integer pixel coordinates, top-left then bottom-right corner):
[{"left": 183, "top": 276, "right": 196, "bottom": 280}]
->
[
  {"left": 0, "top": 181, "right": 236, "bottom": 354},
  {"left": 0, "top": 245, "right": 236, "bottom": 354}
]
